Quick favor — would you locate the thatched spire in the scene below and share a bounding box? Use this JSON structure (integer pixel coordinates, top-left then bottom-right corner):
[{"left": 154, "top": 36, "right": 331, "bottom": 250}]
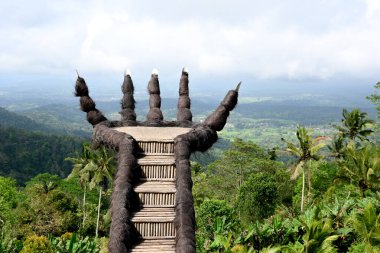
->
[
  {"left": 177, "top": 67, "right": 192, "bottom": 122},
  {"left": 75, "top": 73, "right": 107, "bottom": 126},
  {"left": 120, "top": 69, "right": 137, "bottom": 121},
  {"left": 203, "top": 82, "right": 241, "bottom": 131},
  {"left": 147, "top": 69, "right": 163, "bottom": 122}
]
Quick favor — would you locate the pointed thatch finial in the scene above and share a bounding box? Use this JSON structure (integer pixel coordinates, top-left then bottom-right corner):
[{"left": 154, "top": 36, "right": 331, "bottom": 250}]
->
[
  {"left": 147, "top": 69, "right": 163, "bottom": 122},
  {"left": 235, "top": 81, "right": 242, "bottom": 92},
  {"left": 203, "top": 82, "right": 241, "bottom": 131},
  {"left": 74, "top": 73, "right": 107, "bottom": 126},
  {"left": 125, "top": 68, "right": 131, "bottom": 77},
  {"left": 177, "top": 67, "right": 192, "bottom": 121},
  {"left": 76, "top": 69, "right": 80, "bottom": 78},
  {"left": 152, "top": 68, "right": 159, "bottom": 76},
  {"left": 120, "top": 69, "right": 136, "bottom": 121},
  {"left": 74, "top": 71, "right": 88, "bottom": 97}
]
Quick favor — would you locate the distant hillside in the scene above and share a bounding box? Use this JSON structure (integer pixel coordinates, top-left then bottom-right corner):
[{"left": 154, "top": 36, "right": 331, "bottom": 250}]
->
[
  {"left": 234, "top": 103, "right": 376, "bottom": 125},
  {"left": 0, "top": 125, "right": 83, "bottom": 184},
  {"left": 0, "top": 107, "right": 52, "bottom": 132},
  {"left": 0, "top": 106, "right": 90, "bottom": 137},
  {"left": 19, "top": 104, "right": 91, "bottom": 137}
]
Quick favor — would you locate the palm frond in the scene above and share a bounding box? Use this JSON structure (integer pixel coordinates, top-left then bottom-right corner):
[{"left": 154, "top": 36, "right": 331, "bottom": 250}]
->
[{"left": 291, "top": 161, "right": 305, "bottom": 180}]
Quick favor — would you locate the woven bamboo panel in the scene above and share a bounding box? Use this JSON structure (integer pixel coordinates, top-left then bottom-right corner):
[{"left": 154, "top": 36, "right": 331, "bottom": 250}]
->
[
  {"left": 137, "top": 141, "right": 174, "bottom": 155},
  {"left": 140, "top": 164, "right": 176, "bottom": 180},
  {"left": 138, "top": 192, "right": 175, "bottom": 207},
  {"left": 134, "top": 222, "right": 175, "bottom": 238}
]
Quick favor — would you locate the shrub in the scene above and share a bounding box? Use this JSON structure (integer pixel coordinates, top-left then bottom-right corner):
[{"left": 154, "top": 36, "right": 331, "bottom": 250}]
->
[
  {"left": 196, "top": 199, "right": 238, "bottom": 251},
  {"left": 236, "top": 172, "right": 278, "bottom": 223},
  {"left": 20, "top": 235, "right": 54, "bottom": 253}
]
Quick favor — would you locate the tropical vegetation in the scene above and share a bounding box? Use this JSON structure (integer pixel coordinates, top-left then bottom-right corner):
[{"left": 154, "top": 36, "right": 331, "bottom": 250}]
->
[{"left": 0, "top": 85, "right": 379, "bottom": 252}]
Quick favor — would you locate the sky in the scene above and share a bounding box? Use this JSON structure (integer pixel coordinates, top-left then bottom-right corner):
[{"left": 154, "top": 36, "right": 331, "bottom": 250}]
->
[{"left": 0, "top": 0, "right": 380, "bottom": 98}]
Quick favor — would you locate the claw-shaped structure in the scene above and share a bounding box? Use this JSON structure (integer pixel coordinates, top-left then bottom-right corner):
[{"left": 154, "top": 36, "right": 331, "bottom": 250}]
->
[{"left": 75, "top": 69, "right": 240, "bottom": 253}]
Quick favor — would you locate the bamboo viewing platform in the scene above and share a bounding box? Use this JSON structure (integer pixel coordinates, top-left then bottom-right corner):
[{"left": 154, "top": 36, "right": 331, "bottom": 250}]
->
[{"left": 74, "top": 69, "right": 239, "bottom": 252}]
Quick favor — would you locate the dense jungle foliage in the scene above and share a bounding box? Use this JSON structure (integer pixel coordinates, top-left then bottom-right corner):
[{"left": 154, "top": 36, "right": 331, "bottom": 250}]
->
[
  {"left": 0, "top": 83, "right": 379, "bottom": 252},
  {"left": 0, "top": 126, "right": 83, "bottom": 184}
]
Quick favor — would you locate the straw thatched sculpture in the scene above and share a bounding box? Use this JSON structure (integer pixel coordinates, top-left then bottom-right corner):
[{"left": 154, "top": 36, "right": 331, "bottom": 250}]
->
[{"left": 75, "top": 68, "right": 240, "bottom": 253}]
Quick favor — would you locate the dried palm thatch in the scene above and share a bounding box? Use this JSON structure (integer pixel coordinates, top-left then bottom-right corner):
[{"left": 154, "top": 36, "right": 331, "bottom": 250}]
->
[
  {"left": 177, "top": 68, "right": 192, "bottom": 122},
  {"left": 119, "top": 109, "right": 137, "bottom": 121},
  {"left": 173, "top": 126, "right": 218, "bottom": 253},
  {"left": 86, "top": 109, "right": 107, "bottom": 126},
  {"left": 122, "top": 72, "right": 134, "bottom": 93},
  {"left": 177, "top": 108, "right": 192, "bottom": 122},
  {"left": 92, "top": 125, "right": 140, "bottom": 252},
  {"left": 74, "top": 75, "right": 89, "bottom": 97},
  {"left": 148, "top": 72, "right": 160, "bottom": 94},
  {"left": 179, "top": 68, "right": 189, "bottom": 95},
  {"left": 174, "top": 140, "right": 195, "bottom": 252},
  {"left": 120, "top": 72, "right": 137, "bottom": 122},
  {"left": 204, "top": 82, "right": 241, "bottom": 131},
  {"left": 75, "top": 75, "right": 108, "bottom": 126},
  {"left": 149, "top": 94, "right": 161, "bottom": 108},
  {"left": 80, "top": 96, "right": 96, "bottom": 112},
  {"left": 147, "top": 107, "right": 163, "bottom": 121},
  {"left": 178, "top": 96, "right": 191, "bottom": 108},
  {"left": 147, "top": 71, "right": 163, "bottom": 121},
  {"left": 121, "top": 94, "right": 135, "bottom": 109},
  {"left": 109, "top": 145, "right": 140, "bottom": 252}
]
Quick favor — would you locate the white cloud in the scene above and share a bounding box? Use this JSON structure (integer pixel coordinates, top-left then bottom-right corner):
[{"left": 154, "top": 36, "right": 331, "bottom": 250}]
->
[
  {"left": 365, "top": 0, "right": 380, "bottom": 18},
  {"left": 0, "top": 0, "right": 379, "bottom": 83}
]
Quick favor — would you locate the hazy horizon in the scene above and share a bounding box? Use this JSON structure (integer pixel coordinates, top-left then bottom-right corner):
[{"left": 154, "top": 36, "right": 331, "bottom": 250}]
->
[{"left": 0, "top": 0, "right": 379, "bottom": 110}]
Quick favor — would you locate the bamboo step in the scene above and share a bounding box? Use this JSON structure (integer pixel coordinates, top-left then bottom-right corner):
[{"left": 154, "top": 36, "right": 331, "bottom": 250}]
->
[
  {"left": 132, "top": 207, "right": 175, "bottom": 239},
  {"left": 138, "top": 156, "right": 176, "bottom": 182},
  {"left": 132, "top": 208, "right": 175, "bottom": 222},
  {"left": 134, "top": 181, "right": 176, "bottom": 193},
  {"left": 137, "top": 156, "right": 175, "bottom": 165},
  {"left": 133, "top": 221, "right": 176, "bottom": 239},
  {"left": 135, "top": 182, "right": 176, "bottom": 208},
  {"left": 129, "top": 239, "right": 175, "bottom": 253}
]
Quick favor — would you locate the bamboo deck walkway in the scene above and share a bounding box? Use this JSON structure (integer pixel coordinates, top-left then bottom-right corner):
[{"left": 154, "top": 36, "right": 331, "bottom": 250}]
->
[{"left": 115, "top": 127, "right": 192, "bottom": 252}]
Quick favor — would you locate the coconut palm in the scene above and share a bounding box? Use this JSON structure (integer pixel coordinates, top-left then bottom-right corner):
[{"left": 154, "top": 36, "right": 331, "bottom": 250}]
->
[
  {"left": 327, "top": 135, "right": 346, "bottom": 160},
  {"left": 346, "top": 202, "right": 380, "bottom": 252},
  {"left": 65, "top": 143, "right": 95, "bottom": 228},
  {"left": 282, "top": 125, "right": 327, "bottom": 212},
  {"left": 323, "top": 196, "right": 356, "bottom": 229},
  {"left": 340, "top": 144, "right": 380, "bottom": 195},
  {"left": 298, "top": 207, "right": 339, "bottom": 253},
  {"left": 336, "top": 108, "right": 374, "bottom": 142},
  {"left": 83, "top": 146, "right": 116, "bottom": 238},
  {"left": 26, "top": 173, "right": 60, "bottom": 194}
]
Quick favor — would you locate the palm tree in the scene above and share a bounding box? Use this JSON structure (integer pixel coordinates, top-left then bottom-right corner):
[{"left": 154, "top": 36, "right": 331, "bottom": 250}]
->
[
  {"left": 282, "top": 125, "right": 327, "bottom": 212},
  {"left": 336, "top": 109, "right": 374, "bottom": 142},
  {"left": 26, "top": 173, "right": 60, "bottom": 194},
  {"left": 346, "top": 202, "right": 380, "bottom": 251},
  {"left": 327, "top": 134, "right": 346, "bottom": 160},
  {"left": 84, "top": 146, "right": 115, "bottom": 238},
  {"left": 324, "top": 196, "right": 356, "bottom": 229},
  {"left": 340, "top": 144, "right": 380, "bottom": 195},
  {"left": 65, "top": 143, "right": 95, "bottom": 228},
  {"left": 297, "top": 207, "right": 339, "bottom": 253}
]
